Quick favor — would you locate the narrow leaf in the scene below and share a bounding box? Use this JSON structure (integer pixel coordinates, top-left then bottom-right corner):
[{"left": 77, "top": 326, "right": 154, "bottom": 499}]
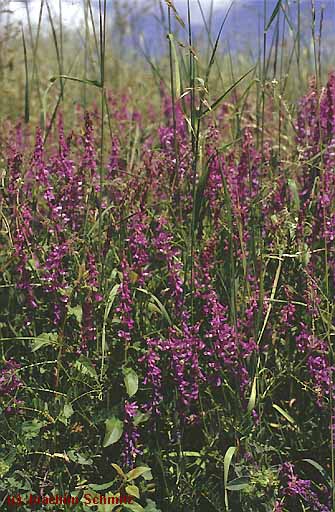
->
[
  {"left": 111, "top": 463, "right": 126, "bottom": 480},
  {"left": 247, "top": 374, "right": 257, "bottom": 413},
  {"left": 49, "top": 75, "right": 101, "bottom": 88},
  {"left": 200, "top": 66, "right": 255, "bottom": 118},
  {"left": 136, "top": 288, "right": 172, "bottom": 326},
  {"left": 265, "top": 0, "right": 282, "bottom": 32},
  {"left": 288, "top": 178, "right": 300, "bottom": 211},
  {"left": 273, "top": 404, "right": 296, "bottom": 425},
  {"left": 301, "top": 459, "right": 331, "bottom": 487},
  {"left": 22, "top": 28, "right": 29, "bottom": 123},
  {"left": 224, "top": 446, "right": 236, "bottom": 509},
  {"left": 226, "top": 476, "right": 250, "bottom": 491},
  {"left": 101, "top": 284, "right": 120, "bottom": 379},
  {"left": 88, "top": 480, "right": 115, "bottom": 491},
  {"left": 164, "top": 0, "right": 185, "bottom": 29},
  {"left": 46, "top": 0, "right": 64, "bottom": 97},
  {"left": 192, "top": 155, "right": 214, "bottom": 231},
  {"left": 167, "top": 33, "right": 181, "bottom": 98},
  {"left": 206, "top": 0, "right": 234, "bottom": 84}
]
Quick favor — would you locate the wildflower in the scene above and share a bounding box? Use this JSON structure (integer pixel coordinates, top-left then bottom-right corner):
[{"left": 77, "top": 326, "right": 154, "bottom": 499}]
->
[
  {"left": 153, "top": 216, "right": 184, "bottom": 311},
  {"left": 122, "top": 401, "right": 141, "bottom": 469},
  {"left": 0, "top": 359, "right": 22, "bottom": 396},
  {"left": 295, "top": 324, "right": 333, "bottom": 406},
  {"left": 116, "top": 259, "right": 134, "bottom": 344},
  {"left": 42, "top": 242, "right": 69, "bottom": 325},
  {"left": 81, "top": 112, "right": 99, "bottom": 193},
  {"left": 126, "top": 210, "right": 150, "bottom": 285},
  {"left": 280, "top": 462, "right": 330, "bottom": 511},
  {"left": 140, "top": 340, "right": 163, "bottom": 416},
  {"left": 79, "top": 253, "right": 101, "bottom": 353}
]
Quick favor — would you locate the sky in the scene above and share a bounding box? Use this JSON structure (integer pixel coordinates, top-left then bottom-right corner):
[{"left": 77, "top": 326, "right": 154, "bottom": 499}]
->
[
  {"left": 8, "top": 0, "right": 232, "bottom": 27},
  {"left": 7, "top": 0, "right": 335, "bottom": 58},
  {"left": 9, "top": 0, "right": 85, "bottom": 26}
]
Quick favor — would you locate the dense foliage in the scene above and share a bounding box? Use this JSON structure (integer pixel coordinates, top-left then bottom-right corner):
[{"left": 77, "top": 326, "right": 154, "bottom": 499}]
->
[{"left": 0, "top": 72, "right": 334, "bottom": 511}]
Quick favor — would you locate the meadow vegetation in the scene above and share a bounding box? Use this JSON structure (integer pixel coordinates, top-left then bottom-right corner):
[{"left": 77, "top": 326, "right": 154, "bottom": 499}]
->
[{"left": 0, "top": 1, "right": 334, "bottom": 511}]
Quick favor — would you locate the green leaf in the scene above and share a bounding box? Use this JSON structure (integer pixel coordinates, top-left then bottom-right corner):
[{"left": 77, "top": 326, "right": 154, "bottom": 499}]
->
[
  {"left": 224, "top": 446, "right": 236, "bottom": 509},
  {"left": 88, "top": 480, "right": 115, "bottom": 491},
  {"left": 124, "top": 502, "right": 145, "bottom": 512},
  {"left": 22, "top": 27, "right": 29, "bottom": 123},
  {"left": 200, "top": 66, "right": 255, "bottom": 118},
  {"left": 74, "top": 356, "right": 99, "bottom": 381},
  {"left": 226, "top": 476, "right": 250, "bottom": 491},
  {"left": 273, "top": 404, "right": 296, "bottom": 426},
  {"left": 103, "top": 417, "right": 123, "bottom": 447},
  {"left": 22, "top": 420, "right": 45, "bottom": 439},
  {"left": 68, "top": 450, "right": 93, "bottom": 466},
  {"left": 288, "top": 178, "right": 300, "bottom": 211},
  {"left": 63, "top": 402, "right": 74, "bottom": 419},
  {"left": 127, "top": 466, "right": 151, "bottom": 481},
  {"left": 101, "top": 284, "right": 120, "bottom": 379},
  {"left": 148, "top": 302, "right": 162, "bottom": 315},
  {"left": 76, "top": 453, "right": 93, "bottom": 466},
  {"left": 164, "top": 0, "right": 185, "bottom": 29},
  {"left": 136, "top": 288, "right": 172, "bottom": 326},
  {"left": 32, "top": 332, "right": 58, "bottom": 352},
  {"left": 67, "top": 305, "right": 83, "bottom": 324},
  {"left": 192, "top": 156, "right": 214, "bottom": 232},
  {"left": 104, "top": 284, "right": 120, "bottom": 322},
  {"left": 247, "top": 374, "right": 257, "bottom": 413},
  {"left": 167, "top": 33, "right": 181, "bottom": 99},
  {"left": 59, "top": 402, "right": 74, "bottom": 425},
  {"left": 301, "top": 459, "right": 332, "bottom": 487},
  {"left": 142, "top": 470, "right": 153, "bottom": 481},
  {"left": 205, "top": 0, "right": 234, "bottom": 85},
  {"left": 169, "top": 451, "right": 201, "bottom": 457},
  {"left": 265, "top": 0, "right": 282, "bottom": 32},
  {"left": 144, "top": 499, "right": 162, "bottom": 512},
  {"left": 123, "top": 368, "right": 139, "bottom": 398},
  {"left": 0, "top": 460, "right": 10, "bottom": 477},
  {"left": 125, "top": 485, "right": 140, "bottom": 499},
  {"left": 28, "top": 257, "right": 39, "bottom": 271},
  {"left": 111, "top": 463, "right": 126, "bottom": 479},
  {"left": 133, "top": 412, "right": 150, "bottom": 427},
  {"left": 50, "top": 74, "right": 101, "bottom": 88},
  {"left": 300, "top": 243, "right": 311, "bottom": 267}
]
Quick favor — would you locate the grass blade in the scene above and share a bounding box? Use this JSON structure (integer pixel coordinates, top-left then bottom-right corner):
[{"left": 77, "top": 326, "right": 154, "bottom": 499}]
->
[
  {"left": 200, "top": 66, "right": 255, "bottom": 118},
  {"left": 46, "top": 0, "right": 64, "bottom": 99},
  {"left": 273, "top": 404, "right": 296, "bottom": 426},
  {"left": 101, "top": 284, "right": 120, "bottom": 379},
  {"left": 22, "top": 27, "right": 29, "bottom": 123},
  {"left": 50, "top": 74, "right": 102, "bottom": 87},
  {"left": 265, "top": 0, "right": 282, "bottom": 33},
  {"left": 205, "top": 0, "right": 234, "bottom": 85},
  {"left": 164, "top": 0, "right": 185, "bottom": 29},
  {"left": 167, "top": 33, "right": 181, "bottom": 99},
  {"left": 224, "top": 446, "right": 237, "bottom": 510}
]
